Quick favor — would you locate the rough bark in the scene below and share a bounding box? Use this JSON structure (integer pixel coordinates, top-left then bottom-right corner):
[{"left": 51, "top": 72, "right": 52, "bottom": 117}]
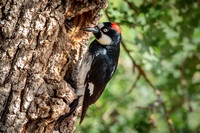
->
[{"left": 0, "top": 0, "right": 107, "bottom": 132}]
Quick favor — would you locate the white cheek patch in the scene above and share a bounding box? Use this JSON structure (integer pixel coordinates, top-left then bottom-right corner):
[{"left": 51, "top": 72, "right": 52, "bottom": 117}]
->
[
  {"left": 97, "top": 32, "right": 112, "bottom": 45},
  {"left": 88, "top": 82, "right": 94, "bottom": 96}
]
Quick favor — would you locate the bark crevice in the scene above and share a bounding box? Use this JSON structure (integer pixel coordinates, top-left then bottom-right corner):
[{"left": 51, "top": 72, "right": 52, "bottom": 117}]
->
[
  {"left": 0, "top": 84, "right": 13, "bottom": 125},
  {"left": 3, "top": 45, "right": 20, "bottom": 85}
]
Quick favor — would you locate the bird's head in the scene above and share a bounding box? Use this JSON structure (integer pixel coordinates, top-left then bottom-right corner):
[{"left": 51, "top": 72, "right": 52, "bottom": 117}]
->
[{"left": 81, "top": 22, "right": 121, "bottom": 45}]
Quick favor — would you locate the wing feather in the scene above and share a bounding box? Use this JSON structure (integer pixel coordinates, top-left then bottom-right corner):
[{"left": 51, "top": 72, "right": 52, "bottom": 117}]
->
[{"left": 80, "top": 51, "right": 117, "bottom": 124}]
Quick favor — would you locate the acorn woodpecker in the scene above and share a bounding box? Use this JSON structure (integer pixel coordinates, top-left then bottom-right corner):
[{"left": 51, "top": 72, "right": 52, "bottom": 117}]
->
[{"left": 55, "top": 22, "right": 121, "bottom": 129}]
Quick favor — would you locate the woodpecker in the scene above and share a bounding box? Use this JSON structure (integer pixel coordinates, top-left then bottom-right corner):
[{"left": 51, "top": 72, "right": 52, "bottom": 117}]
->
[{"left": 55, "top": 22, "right": 121, "bottom": 129}]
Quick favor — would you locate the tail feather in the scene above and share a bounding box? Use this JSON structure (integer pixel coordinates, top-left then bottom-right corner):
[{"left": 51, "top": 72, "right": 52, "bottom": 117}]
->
[
  {"left": 54, "top": 98, "right": 79, "bottom": 130},
  {"left": 79, "top": 105, "right": 89, "bottom": 125}
]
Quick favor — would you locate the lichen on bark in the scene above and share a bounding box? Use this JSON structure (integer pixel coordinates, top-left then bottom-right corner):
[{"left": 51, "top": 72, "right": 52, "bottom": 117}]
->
[{"left": 0, "top": 0, "right": 107, "bottom": 132}]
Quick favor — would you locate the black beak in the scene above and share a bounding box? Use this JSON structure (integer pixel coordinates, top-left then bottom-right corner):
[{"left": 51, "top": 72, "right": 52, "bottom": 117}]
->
[{"left": 80, "top": 26, "right": 99, "bottom": 33}]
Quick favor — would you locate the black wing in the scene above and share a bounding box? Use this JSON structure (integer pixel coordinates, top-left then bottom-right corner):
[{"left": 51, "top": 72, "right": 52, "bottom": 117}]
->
[{"left": 80, "top": 51, "right": 117, "bottom": 124}]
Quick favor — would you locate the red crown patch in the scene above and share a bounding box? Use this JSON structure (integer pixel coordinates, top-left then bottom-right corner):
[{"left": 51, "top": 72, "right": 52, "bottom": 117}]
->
[{"left": 111, "top": 22, "right": 121, "bottom": 34}]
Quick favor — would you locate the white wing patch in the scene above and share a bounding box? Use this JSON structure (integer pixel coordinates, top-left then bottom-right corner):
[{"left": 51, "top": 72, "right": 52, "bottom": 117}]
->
[
  {"left": 88, "top": 82, "right": 94, "bottom": 96},
  {"left": 97, "top": 32, "right": 112, "bottom": 45}
]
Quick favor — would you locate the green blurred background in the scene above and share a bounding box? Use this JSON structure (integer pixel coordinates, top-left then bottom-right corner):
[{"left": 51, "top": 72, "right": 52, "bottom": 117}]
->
[{"left": 76, "top": 0, "right": 200, "bottom": 132}]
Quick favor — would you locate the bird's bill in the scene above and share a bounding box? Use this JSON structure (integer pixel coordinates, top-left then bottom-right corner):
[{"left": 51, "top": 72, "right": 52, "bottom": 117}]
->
[{"left": 80, "top": 26, "right": 99, "bottom": 33}]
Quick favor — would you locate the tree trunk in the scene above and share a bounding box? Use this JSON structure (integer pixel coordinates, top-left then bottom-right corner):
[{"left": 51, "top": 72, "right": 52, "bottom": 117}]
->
[{"left": 0, "top": 0, "right": 107, "bottom": 132}]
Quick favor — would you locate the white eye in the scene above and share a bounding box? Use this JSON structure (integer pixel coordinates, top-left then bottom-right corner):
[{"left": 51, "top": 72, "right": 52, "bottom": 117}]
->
[{"left": 103, "top": 28, "right": 108, "bottom": 32}]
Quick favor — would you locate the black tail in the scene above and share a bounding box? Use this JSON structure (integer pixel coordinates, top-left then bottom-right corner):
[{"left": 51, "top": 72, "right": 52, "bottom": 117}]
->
[{"left": 54, "top": 98, "right": 79, "bottom": 131}]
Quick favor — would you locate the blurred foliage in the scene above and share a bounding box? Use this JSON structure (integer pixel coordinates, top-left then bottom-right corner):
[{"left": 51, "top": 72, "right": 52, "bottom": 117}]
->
[{"left": 76, "top": 0, "right": 200, "bottom": 133}]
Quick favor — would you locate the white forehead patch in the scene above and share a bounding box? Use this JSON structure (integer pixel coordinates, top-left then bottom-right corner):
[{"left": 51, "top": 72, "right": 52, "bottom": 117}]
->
[
  {"left": 98, "top": 23, "right": 104, "bottom": 29},
  {"left": 97, "top": 31, "right": 112, "bottom": 45}
]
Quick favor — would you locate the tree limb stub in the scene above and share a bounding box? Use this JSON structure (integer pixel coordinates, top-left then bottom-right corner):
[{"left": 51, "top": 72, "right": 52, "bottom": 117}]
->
[{"left": 0, "top": 0, "right": 107, "bottom": 132}]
